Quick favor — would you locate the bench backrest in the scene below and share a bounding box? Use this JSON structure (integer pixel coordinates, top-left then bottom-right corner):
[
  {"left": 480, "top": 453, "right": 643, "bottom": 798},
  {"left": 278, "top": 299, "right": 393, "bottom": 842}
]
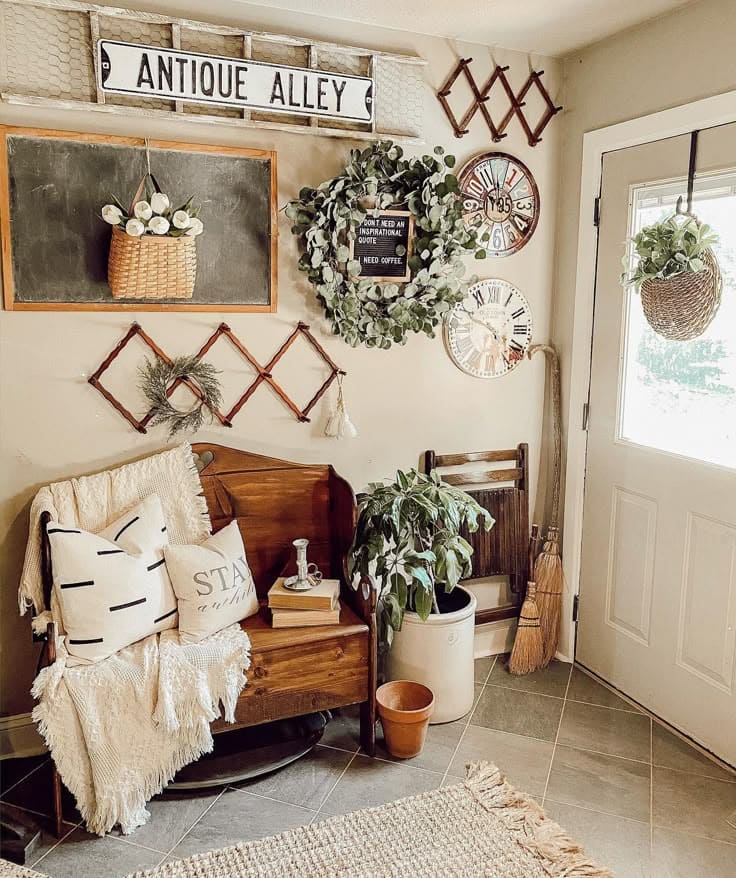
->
[{"left": 193, "top": 443, "right": 356, "bottom": 598}]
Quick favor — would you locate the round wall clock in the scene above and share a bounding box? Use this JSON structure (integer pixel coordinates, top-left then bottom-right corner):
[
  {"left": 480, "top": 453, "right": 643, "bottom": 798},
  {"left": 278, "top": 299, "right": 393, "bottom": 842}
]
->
[
  {"left": 444, "top": 279, "right": 533, "bottom": 378},
  {"left": 457, "top": 152, "right": 540, "bottom": 257}
]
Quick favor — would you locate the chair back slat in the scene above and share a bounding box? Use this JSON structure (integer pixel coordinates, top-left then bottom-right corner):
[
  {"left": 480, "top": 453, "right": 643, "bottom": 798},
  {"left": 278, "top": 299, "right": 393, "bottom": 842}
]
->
[
  {"left": 441, "top": 467, "right": 523, "bottom": 486},
  {"left": 424, "top": 444, "right": 529, "bottom": 597},
  {"left": 434, "top": 449, "right": 519, "bottom": 467}
]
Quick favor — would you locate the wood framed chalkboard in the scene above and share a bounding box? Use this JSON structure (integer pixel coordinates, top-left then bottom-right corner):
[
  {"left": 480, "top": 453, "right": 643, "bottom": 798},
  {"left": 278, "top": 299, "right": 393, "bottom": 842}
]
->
[
  {"left": 350, "top": 209, "right": 413, "bottom": 282},
  {"left": 0, "top": 127, "right": 277, "bottom": 311}
]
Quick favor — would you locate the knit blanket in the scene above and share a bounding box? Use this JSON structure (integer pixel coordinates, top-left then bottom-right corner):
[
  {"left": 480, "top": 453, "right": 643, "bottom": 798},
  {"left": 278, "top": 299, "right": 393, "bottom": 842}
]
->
[{"left": 18, "top": 444, "right": 251, "bottom": 836}]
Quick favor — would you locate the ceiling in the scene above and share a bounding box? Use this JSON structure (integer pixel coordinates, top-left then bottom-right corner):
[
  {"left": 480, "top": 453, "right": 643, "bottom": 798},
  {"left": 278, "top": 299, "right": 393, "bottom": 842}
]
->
[{"left": 242, "top": 0, "right": 695, "bottom": 57}]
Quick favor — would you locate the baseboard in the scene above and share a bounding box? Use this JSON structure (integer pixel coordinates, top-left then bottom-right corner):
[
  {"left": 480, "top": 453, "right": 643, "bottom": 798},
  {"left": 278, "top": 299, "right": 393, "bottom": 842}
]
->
[
  {"left": 474, "top": 618, "right": 516, "bottom": 658},
  {"left": 0, "top": 713, "right": 47, "bottom": 760}
]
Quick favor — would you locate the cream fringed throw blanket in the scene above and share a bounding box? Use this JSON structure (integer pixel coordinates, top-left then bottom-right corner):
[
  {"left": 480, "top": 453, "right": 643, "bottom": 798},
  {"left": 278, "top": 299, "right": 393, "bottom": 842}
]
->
[{"left": 18, "top": 444, "right": 251, "bottom": 836}]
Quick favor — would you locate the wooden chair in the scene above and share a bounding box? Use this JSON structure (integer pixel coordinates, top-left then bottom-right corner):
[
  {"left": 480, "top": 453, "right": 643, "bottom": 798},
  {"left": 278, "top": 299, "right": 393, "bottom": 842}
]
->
[
  {"left": 424, "top": 444, "right": 529, "bottom": 625},
  {"left": 37, "top": 444, "right": 376, "bottom": 836}
]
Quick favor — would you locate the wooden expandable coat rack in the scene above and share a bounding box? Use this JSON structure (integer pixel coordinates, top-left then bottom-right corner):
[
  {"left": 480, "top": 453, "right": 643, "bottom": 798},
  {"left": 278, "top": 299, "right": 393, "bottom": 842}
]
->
[
  {"left": 437, "top": 59, "right": 562, "bottom": 146},
  {"left": 88, "top": 322, "right": 345, "bottom": 433}
]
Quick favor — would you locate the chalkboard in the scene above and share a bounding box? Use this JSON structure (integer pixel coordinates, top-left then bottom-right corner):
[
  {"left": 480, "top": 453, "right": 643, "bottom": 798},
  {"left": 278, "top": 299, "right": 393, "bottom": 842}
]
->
[
  {"left": 0, "top": 129, "right": 277, "bottom": 311},
  {"left": 350, "top": 210, "right": 413, "bottom": 282}
]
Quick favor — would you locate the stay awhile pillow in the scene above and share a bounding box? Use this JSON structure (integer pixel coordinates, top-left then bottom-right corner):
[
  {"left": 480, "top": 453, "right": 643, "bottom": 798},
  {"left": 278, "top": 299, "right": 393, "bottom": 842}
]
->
[
  {"left": 164, "top": 520, "right": 258, "bottom": 643},
  {"left": 47, "top": 494, "right": 178, "bottom": 664}
]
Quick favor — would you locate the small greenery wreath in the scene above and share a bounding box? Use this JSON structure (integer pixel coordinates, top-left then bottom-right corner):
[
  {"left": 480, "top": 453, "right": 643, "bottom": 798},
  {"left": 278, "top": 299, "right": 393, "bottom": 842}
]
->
[
  {"left": 286, "top": 141, "right": 481, "bottom": 349},
  {"left": 139, "top": 355, "right": 223, "bottom": 438}
]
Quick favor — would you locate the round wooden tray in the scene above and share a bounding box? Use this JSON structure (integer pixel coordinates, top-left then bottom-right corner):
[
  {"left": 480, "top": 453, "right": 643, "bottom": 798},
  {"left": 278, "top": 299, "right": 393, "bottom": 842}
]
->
[{"left": 165, "top": 711, "right": 329, "bottom": 791}]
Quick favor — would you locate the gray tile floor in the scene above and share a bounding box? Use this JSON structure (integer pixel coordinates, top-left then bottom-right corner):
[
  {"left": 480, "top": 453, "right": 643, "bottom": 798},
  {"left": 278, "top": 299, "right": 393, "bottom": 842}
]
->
[{"left": 2, "top": 658, "right": 735, "bottom": 877}]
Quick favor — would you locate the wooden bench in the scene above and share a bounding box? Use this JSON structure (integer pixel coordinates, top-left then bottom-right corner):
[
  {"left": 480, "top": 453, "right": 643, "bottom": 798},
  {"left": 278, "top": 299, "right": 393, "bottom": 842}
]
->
[{"left": 39, "top": 443, "right": 377, "bottom": 835}]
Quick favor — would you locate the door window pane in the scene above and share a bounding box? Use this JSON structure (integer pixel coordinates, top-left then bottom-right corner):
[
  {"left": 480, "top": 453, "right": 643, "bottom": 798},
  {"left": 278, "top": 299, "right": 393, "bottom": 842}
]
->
[{"left": 619, "top": 174, "right": 736, "bottom": 468}]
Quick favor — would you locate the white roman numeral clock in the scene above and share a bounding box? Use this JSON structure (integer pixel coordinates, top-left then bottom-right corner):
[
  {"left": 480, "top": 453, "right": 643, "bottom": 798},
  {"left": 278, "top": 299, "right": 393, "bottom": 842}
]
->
[{"left": 444, "top": 279, "right": 533, "bottom": 378}]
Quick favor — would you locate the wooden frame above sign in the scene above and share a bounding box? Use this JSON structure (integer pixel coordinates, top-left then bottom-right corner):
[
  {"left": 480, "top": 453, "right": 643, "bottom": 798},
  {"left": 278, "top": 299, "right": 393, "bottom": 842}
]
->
[
  {"left": 349, "top": 210, "right": 414, "bottom": 283},
  {"left": 0, "top": 0, "right": 425, "bottom": 142},
  {"left": 0, "top": 126, "right": 278, "bottom": 312}
]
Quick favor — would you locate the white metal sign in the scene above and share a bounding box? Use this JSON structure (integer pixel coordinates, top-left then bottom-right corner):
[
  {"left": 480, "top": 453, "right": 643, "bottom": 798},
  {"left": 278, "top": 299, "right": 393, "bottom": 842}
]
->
[{"left": 98, "top": 40, "right": 374, "bottom": 123}]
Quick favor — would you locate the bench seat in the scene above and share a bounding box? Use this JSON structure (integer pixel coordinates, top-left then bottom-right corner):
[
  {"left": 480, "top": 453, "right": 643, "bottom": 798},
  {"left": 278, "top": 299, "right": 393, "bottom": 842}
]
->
[{"left": 211, "top": 601, "right": 369, "bottom": 732}]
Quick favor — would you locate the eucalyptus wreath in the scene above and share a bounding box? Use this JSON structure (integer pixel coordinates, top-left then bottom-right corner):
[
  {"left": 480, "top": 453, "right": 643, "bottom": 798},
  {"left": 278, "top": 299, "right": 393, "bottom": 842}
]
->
[
  {"left": 286, "top": 141, "right": 482, "bottom": 349},
  {"left": 139, "top": 355, "right": 223, "bottom": 438}
]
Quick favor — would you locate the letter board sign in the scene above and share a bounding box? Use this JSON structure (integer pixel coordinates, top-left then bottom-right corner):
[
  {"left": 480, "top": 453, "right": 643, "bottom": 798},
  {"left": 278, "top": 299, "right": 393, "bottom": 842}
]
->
[
  {"left": 98, "top": 40, "right": 374, "bottom": 123},
  {"left": 350, "top": 210, "right": 414, "bottom": 282}
]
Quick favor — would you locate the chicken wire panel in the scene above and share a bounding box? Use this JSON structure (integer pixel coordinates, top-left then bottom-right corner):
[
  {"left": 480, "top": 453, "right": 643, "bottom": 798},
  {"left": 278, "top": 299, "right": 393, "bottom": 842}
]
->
[
  {"left": 375, "top": 57, "right": 424, "bottom": 138},
  {"left": 314, "top": 49, "right": 372, "bottom": 133},
  {"left": 0, "top": 4, "right": 95, "bottom": 101},
  {"left": 98, "top": 15, "right": 173, "bottom": 111},
  {"left": 179, "top": 28, "right": 244, "bottom": 58},
  {"left": 316, "top": 50, "right": 370, "bottom": 78},
  {"left": 179, "top": 28, "right": 244, "bottom": 118},
  {"left": 243, "top": 36, "right": 313, "bottom": 126}
]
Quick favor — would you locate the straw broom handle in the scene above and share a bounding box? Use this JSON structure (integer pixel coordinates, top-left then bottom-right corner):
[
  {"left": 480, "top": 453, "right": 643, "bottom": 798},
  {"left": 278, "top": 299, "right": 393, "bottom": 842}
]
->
[
  {"left": 529, "top": 523, "right": 541, "bottom": 573},
  {"left": 528, "top": 343, "right": 562, "bottom": 530}
]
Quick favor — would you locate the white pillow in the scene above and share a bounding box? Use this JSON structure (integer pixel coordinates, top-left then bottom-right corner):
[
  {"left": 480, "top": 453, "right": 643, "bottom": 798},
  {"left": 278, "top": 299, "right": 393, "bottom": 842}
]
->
[
  {"left": 164, "top": 520, "right": 258, "bottom": 643},
  {"left": 47, "top": 494, "right": 178, "bottom": 664}
]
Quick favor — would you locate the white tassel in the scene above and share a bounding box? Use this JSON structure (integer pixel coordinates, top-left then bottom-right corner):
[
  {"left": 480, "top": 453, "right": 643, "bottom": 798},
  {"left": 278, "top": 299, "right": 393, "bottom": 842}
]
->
[{"left": 325, "top": 374, "right": 357, "bottom": 439}]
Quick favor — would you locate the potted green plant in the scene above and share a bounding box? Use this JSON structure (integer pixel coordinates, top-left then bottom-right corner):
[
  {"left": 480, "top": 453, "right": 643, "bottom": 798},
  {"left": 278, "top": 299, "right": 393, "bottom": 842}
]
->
[
  {"left": 622, "top": 214, "right": 721, "bottom": 341},
  {"left": 348, "top": 469, "right": 493, "bottom": 723}
]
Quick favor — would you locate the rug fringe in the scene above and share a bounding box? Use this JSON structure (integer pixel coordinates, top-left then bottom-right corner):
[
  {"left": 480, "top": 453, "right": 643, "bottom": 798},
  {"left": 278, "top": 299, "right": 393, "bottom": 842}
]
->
[{"left": 464, "top": 762, "right": 614, "bottom": 877}]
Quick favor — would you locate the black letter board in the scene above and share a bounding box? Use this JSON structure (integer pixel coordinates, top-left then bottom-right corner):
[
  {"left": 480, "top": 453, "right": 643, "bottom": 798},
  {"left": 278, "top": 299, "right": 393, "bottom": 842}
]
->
[{"left": 350, "top": 209, "right": 413, "bottom": 282}]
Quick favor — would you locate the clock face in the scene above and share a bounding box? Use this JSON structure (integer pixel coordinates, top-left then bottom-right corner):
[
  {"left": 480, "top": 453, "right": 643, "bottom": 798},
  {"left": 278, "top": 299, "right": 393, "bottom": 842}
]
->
[
  {"left": 444, "top": 279, "right": 533, "bottom": 378},
  {"left": 457, "top": 152, "right": 540, "bottom": 257}
]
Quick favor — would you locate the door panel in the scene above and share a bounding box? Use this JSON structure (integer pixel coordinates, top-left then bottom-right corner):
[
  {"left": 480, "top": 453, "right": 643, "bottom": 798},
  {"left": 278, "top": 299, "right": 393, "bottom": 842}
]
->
[{"left": 578, "top": 125, "right": 736, "bottom": 766}]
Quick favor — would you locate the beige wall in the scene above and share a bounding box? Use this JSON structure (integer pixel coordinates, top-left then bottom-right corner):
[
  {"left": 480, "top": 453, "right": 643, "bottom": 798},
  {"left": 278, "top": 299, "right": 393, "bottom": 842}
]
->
[
  {"left": 0, "top": 1, "right": 562, "bottom": 716},
  {"left": 554, "top": 0, "right": 736, "bottom": 445}
]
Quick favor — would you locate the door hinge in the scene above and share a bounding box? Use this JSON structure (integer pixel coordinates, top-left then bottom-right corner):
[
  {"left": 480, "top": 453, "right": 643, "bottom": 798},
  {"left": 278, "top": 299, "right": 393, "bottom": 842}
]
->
[
  {"left": 582, "top": 401, "right": 590, "bottom": 431},
  {"left": 572, "top": 594, "right": 580, "bottom": 622},
  {"left": 593, "top": 196, "right": 601, "bottom": 227}
]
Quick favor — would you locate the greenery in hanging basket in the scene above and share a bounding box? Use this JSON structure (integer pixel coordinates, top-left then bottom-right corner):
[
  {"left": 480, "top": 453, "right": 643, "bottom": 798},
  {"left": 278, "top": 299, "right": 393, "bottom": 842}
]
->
[
  {"left": 286, "top": 141, "right": 482, "bottom": 348},
  {"left": 622, "top": 215, "right": 718, "bottom": 289},
  {"left": 347, "top": 469, "right": 493, "bottom": 651}
]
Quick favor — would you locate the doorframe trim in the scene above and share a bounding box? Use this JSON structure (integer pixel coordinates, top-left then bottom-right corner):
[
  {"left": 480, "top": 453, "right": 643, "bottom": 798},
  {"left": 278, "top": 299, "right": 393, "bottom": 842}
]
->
[{"left": 560, "top": 88, "right": 736, "bottom": 662}]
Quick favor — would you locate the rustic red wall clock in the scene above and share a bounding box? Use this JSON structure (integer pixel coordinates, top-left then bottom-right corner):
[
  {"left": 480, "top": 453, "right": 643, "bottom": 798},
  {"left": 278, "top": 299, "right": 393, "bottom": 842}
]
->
[{"left": 457, "top": 152, "right": 540, "bottom": 257}]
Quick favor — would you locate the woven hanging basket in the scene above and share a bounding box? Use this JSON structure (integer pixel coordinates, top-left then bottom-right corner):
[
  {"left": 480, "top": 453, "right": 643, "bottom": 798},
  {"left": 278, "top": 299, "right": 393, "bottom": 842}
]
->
[
  {"left": 639, "top": 247, "right": 722, "bottom": 341},
  {"left": 107, "top": 173, "right": 197, "bottom": 300},
  {"left": 108, "top": 227, "right": 197, "bottom": 299}
]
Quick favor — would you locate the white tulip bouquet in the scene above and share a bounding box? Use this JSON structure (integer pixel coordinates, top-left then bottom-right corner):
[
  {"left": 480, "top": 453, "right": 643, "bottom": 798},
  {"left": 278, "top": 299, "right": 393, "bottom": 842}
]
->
[{"left": 101, "top": 189, "right": 204, "bottom": 239}]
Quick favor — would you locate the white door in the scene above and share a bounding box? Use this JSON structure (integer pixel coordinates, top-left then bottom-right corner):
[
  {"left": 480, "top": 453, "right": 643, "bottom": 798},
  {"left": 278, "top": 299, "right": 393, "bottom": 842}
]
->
[{"left": 577, "top": 125, "right": 736, "bottom": 766}]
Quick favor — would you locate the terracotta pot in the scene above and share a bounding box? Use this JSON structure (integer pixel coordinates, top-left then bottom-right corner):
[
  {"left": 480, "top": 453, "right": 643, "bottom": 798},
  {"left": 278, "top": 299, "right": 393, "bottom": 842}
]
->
[{"left": 376, "top": 680, "right": 434, "bottom": 759}]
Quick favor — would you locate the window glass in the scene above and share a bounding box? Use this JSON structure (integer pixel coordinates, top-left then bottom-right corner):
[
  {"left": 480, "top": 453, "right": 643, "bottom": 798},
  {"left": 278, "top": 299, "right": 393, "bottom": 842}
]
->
[{"left": 620, "top": 175, "right": 736, "bottom": 469}]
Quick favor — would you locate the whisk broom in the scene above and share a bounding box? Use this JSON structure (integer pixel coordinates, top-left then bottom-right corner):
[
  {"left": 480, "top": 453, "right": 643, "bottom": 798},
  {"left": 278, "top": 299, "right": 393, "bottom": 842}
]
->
[
  {"left": 508, "top": 525, "right": 544, "bottom": 675},
  {"left": 528, "top": 343, "right": 564, "bottom": 667}
]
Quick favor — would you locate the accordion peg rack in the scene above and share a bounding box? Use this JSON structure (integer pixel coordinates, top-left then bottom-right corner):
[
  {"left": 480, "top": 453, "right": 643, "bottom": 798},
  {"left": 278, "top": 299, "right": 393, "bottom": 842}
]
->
[
  {"left": 88, "top": 321, "right": 346, "bottom": 434},
  {"left": 436, "top": 58, "right": 562, "bottom": 146}
]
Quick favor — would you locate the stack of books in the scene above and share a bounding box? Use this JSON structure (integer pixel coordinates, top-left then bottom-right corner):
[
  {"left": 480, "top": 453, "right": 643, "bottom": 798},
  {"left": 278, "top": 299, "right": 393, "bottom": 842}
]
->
[{"left": 268, "top": 577, "right": 341, "bottom": 628}]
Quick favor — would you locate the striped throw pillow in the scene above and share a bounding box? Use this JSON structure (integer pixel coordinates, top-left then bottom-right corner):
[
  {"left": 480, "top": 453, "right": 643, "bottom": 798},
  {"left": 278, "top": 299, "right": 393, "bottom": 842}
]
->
[{"left": 47, "top": 494, "right": 177, "bottom": 664}]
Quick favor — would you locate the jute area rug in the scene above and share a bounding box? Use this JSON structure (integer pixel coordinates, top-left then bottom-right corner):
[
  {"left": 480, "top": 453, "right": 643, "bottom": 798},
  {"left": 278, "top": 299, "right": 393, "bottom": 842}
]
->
[{"left": 0, "top": 763, "right": 611, "bottom": 878}]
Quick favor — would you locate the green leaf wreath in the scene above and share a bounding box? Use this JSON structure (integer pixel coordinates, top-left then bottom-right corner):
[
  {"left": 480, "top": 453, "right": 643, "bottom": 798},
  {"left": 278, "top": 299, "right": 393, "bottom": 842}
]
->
[
  {"left": 286, "top": 141, "right": 481, "bottom": 349},
  {"left": 139, "top": 355, "right": 223, "bottom": 438}
]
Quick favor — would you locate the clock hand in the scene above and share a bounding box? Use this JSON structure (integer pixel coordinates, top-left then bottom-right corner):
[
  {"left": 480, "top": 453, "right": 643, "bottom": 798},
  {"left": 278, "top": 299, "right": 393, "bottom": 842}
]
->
[
  {"left": 469, "top": 314, "right": 490, "bottom": 329},
  {"left": 477, "top": 319, "right": 500, "bottom": 341}
]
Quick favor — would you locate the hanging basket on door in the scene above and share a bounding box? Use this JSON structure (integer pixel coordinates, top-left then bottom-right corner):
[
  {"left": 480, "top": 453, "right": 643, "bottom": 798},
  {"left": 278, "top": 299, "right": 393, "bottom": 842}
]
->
[
  {"left": 639, "top": 241, "right": 722, "bottom": 341},
  {"left": 102, "top": 172, "right": 203, "bottom": 300},
  {"left": 622, "top": 130, "right": 723, "bottom": 341}
]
